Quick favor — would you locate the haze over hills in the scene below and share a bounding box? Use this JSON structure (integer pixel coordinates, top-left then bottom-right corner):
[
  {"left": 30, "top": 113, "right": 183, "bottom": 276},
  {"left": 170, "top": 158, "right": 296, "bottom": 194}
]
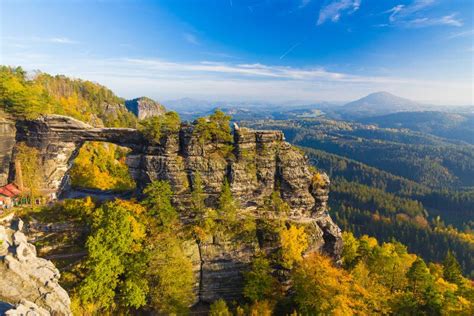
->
[
  {"left": 360, "top": 111, "right": 474, "bottom": 145},
  {"left": 162, "top": 92, "right": 471, "bottom": 122},
  {"left": 337, "top": 91, "right": 427, "bottom": 119}
]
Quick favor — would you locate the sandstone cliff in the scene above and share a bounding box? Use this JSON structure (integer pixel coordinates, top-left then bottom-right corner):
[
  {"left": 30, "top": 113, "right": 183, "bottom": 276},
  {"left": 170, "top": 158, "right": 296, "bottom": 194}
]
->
[
  {"left": 125, "top": 97, "right": 166, "bottom": 120},
  {"left": 0, "top": 116, "right": 15, "bottom": 186},
  {"left": 0, "top": 219, "right": 71, "bottom": 315},
  {"left": 7, "top": 115, "right": 342, "bottom": 303}
]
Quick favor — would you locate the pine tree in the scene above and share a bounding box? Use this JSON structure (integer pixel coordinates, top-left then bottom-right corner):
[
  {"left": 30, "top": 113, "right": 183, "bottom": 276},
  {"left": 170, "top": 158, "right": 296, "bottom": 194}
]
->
[
  {"left": 142, "top": 180, "right": 178, "bottom": 228},
  {"left": 243, "top": 255, "right": 278, "bottom": 302},
  {"left": 218, "top": 178, "right": 237, "bottom": 221},
  {"left": 191, "top": 172, "right": 206, "bottom": 217},
  {"left": 443, "top": 251, "right": 463, "bottom": 285},
  {"left": 407, "top": 257, "right": 432, "bottom": 295}
]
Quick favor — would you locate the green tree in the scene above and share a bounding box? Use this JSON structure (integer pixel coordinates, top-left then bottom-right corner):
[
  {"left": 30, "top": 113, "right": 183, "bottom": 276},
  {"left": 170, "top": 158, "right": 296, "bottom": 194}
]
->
[
  {"left": 78, "top": 200, "right": 148, "bottom": 310},
  {"left": 142, "top": 180, "right": 178, "bottom": 228},
  {"left": 191, "top": 172, "right": 206, "bottom": 217},
  {"left": 407, "top": 257, "right": 433, "bottom": 296},
  {"left": 218, "top": 178, "right": 237, "bottom": 222},
  {"left": 243, "top": 255, "right": 278, "bottom": 302},
  {"left": 265, "top": 191, "right": 290, "bottom": 215},
  {"left": 209, "top": 299, "right": 232, "bottom": 316},
  {"left": 193, "top": 109, "right": 233, "bottom": 149},
  {"left": 139, "top": 111, "right": 180, "bottom": 143},
  {"left": 147, "top": 232, "right": 195, "bottom": 314},
  {"left": 341, "top": 232, "right": 360, "bottom": 269},
  {"left": 443, "top": 250, "right": 463, "bottom": 285}
]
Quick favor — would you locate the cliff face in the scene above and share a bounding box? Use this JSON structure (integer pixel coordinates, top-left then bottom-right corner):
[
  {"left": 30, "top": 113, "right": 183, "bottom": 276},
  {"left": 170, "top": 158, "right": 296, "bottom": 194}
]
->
[
  {"left": 0, "top": 117, "right": 16, "bottom": 186},
  {"left": 125, "top": 97, "right": 166, "bottom": 120},
  {"left": 131, "top": 123, "right": 342, "bottom": 302},
  {"left": 0, "top": 220, "right": 71, "bottom": 315},
  {"left": 8, "top": 115, "right": 342, "bottom": 303}
]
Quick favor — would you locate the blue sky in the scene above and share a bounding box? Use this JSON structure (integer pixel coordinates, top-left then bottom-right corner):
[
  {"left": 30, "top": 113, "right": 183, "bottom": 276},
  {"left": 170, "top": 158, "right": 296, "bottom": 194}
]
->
[{"left": 1, "top": 0, "right": 473, "bottom": 104}]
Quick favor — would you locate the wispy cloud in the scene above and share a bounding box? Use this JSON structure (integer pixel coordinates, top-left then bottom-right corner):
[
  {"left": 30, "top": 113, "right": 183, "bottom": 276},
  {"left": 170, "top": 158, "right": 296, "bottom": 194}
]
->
[
  {"left": 299, "top": 0, "right": 311, "bottom": 9},
  {"left": 404, "top": 14, "right": 462, "bottom": 27},
  {"left": 448, "top": 29, "right": 474, "bottom": 39},
  {"left": 183, "top": 33, "right": 200, "bottom": 45},
  {"left": 317, "top": 0, "right": 361, "bottom": 25},
  {"left": 2, "top": 36, "right": 78, "bottom": 45},
  {"left": 2, "top": 53, "right": 472, "bottom": 104},
  {"left": 45, "top": 37, "right": 78, "bottom": 44},
  {"left": 385, "top": 0, "right": 462, "bottom": 28},
  {"left": 386, "top": 0, "right": 434, "bottom": 22}
]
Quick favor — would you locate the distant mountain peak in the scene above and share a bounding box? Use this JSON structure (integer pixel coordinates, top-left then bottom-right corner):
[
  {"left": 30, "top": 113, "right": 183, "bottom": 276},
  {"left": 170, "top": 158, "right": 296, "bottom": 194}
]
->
[
  {"left": 341, "top": 91, "right": 422, "bottom": 118},
  {"left": 353, "top": 91, "right": 416, "bottom": 103}
]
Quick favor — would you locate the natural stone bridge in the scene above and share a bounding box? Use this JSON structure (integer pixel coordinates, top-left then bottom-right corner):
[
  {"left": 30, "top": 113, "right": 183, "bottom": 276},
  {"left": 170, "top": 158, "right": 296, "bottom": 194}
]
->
[{"left": 11, "top": 115, "right": 146, "bottom": 193}]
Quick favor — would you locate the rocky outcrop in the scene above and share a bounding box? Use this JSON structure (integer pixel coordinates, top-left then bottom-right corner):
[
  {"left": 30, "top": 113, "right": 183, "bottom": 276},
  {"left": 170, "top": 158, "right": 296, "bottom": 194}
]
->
[
  {"left": 131, "top": 123, "right": 342, "bottom": 302},
  {"left": 125, "top": 97, "right": 166, "bottom": 120},
  {"left": 8, "top": 115, "right": 342, "bottom": 303},
  {"left": 0, "top": 117, "right": 16, "bottom": 186},
  {"left": 0, "top": 219, "right": 71, "bottom": 315},
  {"left": 4, "top": 299, "right": 50, "bottom": 316}
]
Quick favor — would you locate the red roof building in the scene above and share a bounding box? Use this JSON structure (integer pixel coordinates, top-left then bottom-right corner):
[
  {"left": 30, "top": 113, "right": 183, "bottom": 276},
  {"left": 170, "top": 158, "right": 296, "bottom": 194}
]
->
[
  {"left": 0, "top": 183, "right": 21, "bottom": 198},
  {"left": 0, "top": 183, "right": 22, "bottom": 210}
]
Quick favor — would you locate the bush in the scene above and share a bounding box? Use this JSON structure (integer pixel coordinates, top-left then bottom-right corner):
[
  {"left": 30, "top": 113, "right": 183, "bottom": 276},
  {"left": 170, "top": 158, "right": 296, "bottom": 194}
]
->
[
  {"left": 194, "top": 109, "right": 233, "bottom": 146},
  {"left": 209, "top": 299, "right": 232, "bottom": 316},
  {"left": 139, "top": 111, "right": 180, "bottom": 143}
]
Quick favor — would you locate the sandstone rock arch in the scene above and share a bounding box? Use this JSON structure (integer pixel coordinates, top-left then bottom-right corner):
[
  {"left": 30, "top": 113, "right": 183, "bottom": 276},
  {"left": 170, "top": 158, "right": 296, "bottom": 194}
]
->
[{"left": 10, "top": 115, "right": 146, "bottom": 195}]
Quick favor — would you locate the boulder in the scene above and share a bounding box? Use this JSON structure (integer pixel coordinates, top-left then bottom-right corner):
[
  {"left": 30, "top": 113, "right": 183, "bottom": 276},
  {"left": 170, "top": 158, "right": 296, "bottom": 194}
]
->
[{"left": 0, "top": 220, "right": 71, "bottom": 315}]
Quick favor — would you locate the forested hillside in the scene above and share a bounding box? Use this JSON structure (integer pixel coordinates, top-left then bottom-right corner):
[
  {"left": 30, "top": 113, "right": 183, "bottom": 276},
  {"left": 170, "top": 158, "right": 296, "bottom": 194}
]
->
[
  {"left": 0, "top": 66, "right": 137, "bottom": 127},
  {"left": 244, "top": 119, "right": 474, "bottom": 277},
  {"left": 360, "top": 111, "right": 474, "bottom": 145},
  {"left": 246, "top": 118, "right": 474, "bottom": 188}
]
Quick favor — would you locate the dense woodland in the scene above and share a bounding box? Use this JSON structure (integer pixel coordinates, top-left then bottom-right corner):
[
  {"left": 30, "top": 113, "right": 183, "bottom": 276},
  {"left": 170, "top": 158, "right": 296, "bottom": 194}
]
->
[
  {"left": 0, "top": 66, "right": 137, "bottom": 127},
  {"left": 245, "top": 119, "right": 474, "bottom": 277},
  {"left": 359, "top": 111, "right": 474, "bottom": 145},
  {"left": 247, "top": 119, "right": 474, "bottom": 188}
]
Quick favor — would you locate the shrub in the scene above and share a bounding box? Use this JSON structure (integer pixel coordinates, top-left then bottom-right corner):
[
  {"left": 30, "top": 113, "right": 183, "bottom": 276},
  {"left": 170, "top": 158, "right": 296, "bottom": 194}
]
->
[{"left": 139, "top": 111, "right": 180, "bottom": 143}]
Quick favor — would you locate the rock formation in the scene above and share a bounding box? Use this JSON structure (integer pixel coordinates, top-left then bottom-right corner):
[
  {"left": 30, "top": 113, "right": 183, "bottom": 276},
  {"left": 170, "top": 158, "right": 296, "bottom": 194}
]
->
[
  {"left": 6, "top": 115, "right": 342, "bottom": 303},
  {"left": 0, "top": 219, "right": 71, "bottom": 315},
  {"left": 4, "top": 299, "right": 50, "bottom": 316},
  {"left": 0, "top": 116, "right": 16, "bottom": 186},
  {"left": 125, "top": 97, "right": 166, "bottom": 120},
  {"left": 10, "top": 115, "right": 144, "bottom": 192}
]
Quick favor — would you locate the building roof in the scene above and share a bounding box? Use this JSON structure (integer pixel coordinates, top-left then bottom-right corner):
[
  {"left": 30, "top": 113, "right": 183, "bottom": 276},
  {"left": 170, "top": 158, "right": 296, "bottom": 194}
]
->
[{"left": 0, "top": 183, "right": 21, "bottom": 198}]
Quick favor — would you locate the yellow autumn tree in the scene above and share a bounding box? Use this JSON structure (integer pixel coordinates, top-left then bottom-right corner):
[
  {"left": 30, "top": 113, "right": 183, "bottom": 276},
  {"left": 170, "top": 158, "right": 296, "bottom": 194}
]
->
[
  {"left": 292, "top": 253, "right": 370, "bottom": 315},
  {"left": 15, "top": 142, "right": 42, "bottom": 205},
  {"left": 279, "top": 224, "right": 308, "bottom": 269},
  {"left": 69, "top": 142, "right": 136, "bottom": 191}
]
